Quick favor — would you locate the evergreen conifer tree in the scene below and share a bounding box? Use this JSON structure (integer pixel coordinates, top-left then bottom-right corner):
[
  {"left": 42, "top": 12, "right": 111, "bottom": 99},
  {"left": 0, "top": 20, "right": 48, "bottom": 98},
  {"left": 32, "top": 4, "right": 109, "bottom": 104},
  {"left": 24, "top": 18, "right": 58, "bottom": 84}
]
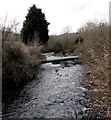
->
[{"left": 21, "top": 4, "right": 49, "bottom": 44}]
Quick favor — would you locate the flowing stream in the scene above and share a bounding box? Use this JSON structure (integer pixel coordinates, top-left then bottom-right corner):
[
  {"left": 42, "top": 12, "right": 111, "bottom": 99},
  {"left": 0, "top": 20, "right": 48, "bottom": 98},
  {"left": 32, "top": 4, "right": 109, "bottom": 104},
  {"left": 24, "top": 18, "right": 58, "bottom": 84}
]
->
[{"left": 3, "top": 54, "right": 97, "bottom": 119}]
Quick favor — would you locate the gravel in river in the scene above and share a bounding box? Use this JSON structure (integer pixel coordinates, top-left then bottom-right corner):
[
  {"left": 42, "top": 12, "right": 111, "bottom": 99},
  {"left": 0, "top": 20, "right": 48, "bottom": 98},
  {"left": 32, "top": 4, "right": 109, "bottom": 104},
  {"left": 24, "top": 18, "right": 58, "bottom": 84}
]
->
[{"left": 3, "top": 62, "right": 97, "bottom": 119}]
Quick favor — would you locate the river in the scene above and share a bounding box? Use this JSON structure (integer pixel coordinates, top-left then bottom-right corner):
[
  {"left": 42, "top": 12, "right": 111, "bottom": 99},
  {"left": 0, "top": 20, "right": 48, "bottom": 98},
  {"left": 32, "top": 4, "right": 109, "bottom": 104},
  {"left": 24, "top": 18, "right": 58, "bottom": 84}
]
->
[{"left": 2, "top": 54, "right": 97, "bottom": 119}]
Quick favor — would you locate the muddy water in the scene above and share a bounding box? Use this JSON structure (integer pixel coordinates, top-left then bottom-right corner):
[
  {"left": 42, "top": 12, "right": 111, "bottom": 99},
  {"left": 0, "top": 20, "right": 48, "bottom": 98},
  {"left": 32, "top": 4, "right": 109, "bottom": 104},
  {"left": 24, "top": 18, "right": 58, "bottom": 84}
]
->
[{"left": 3, "top": 55, "right": 97, "bottom": 119}]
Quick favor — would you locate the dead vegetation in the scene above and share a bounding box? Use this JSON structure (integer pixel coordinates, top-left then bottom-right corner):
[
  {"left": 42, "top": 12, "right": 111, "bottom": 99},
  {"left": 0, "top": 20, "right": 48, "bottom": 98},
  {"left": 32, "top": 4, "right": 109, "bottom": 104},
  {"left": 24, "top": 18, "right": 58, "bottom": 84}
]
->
[
  {"left": 77, "top": 22, "right": 110, "bottom": 119},
  {"left": 3, "top": 40, "right": 43, "bottom": 93},
  {"left": 1, "top": 17, "right": 43, "bottom": 94}
]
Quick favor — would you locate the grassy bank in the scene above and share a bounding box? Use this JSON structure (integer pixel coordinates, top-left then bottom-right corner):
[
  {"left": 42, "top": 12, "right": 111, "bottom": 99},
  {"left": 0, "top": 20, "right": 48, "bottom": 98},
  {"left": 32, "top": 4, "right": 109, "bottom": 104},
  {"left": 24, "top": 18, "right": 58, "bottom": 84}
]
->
[
  {"left": 42, "top": 33, "right": 81, "bottom": 54},
  {"left": 75, "top": 22, "right": 109, "bottom": 89},
  {"left": 76, "top": 22, "right": 110, "bottom": 119},
  {"left": 43, "top": 22, "right": 110, "bottom": 118},
  {"left": 2, "top": 35, "right": 43, "bottom": 95}
]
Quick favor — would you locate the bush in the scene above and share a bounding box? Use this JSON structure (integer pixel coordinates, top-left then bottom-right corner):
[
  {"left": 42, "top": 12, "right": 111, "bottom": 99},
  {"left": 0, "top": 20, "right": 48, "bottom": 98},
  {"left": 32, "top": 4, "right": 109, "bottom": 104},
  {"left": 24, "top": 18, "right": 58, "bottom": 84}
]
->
[
  {"left": 4, "top": 42, "right": 26, "bottom": 62},
  {"left": 2, "top": 41, "right": 42, "bottom": 94},
  {"left": 0, "top": 17, "right": 20, "bottom": 47},
  {"left": 75, "top": 36, "right": 83, "bottom": 44}
]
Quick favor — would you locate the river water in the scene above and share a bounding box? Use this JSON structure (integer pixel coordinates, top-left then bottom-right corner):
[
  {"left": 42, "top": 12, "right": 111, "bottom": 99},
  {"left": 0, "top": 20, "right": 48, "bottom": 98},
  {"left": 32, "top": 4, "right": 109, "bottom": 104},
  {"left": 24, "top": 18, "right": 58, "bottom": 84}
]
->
[{"left": 2, "top": 54, "right": 97, "bottom": 119}]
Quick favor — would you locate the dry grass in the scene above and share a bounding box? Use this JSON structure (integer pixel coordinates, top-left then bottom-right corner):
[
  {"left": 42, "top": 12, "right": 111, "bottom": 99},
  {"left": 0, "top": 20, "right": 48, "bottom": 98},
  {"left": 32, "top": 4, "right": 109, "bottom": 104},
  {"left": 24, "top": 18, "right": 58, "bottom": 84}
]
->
[
  {"left": 3, "top": 39, "right": 43, "bottom": 94},
  {"left": 76, "top": 23, "right": 109, "bottom": 89},
  {"left": 1, "top": 17, "right": 43, "bottom": 94},
  {"left": 77, "top": 23, "right": 110, "bottom": 119},
  {"left": 43, "top": 33, "right": 80, "bottom": 54}
]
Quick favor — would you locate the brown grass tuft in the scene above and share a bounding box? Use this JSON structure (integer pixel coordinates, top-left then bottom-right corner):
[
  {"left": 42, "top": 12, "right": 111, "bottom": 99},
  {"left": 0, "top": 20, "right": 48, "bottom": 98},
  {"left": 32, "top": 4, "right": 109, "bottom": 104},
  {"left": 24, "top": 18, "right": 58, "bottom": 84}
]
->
[{"left": 3, "top": 40, "right": 42, "bottom": 93}]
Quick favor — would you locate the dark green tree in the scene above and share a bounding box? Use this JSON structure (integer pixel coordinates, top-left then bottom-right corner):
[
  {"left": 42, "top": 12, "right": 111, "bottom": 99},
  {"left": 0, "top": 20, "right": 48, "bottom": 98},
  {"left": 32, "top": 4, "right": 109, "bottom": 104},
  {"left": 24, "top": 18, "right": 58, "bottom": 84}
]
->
[{"left": 21, "top": 4, "right": 50, "bottom": 44}]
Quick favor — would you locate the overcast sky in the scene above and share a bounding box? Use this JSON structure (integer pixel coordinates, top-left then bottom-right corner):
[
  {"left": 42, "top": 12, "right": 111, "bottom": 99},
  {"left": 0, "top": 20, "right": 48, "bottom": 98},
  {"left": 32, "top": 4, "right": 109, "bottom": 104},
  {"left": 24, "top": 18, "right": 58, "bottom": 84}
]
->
[{"left": 0, "top": 0, "right": 110, "bottom": 35}]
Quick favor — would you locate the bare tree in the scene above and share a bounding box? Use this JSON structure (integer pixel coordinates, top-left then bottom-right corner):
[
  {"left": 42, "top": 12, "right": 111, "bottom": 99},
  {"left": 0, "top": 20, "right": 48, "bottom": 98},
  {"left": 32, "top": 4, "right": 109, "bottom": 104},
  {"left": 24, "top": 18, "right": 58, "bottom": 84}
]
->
[
  {"left": 62, "top": 25, "right": 72, "bottom": 34},
  {"left": 0, "top": 16, "right": 19, "bottom": 47}
]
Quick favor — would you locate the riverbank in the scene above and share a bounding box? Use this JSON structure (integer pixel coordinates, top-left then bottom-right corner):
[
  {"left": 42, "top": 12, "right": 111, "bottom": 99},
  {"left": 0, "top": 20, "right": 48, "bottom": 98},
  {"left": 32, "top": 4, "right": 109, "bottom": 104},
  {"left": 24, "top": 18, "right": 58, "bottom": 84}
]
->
[
  {"left": 3, "top": 40, "right": 43, "bottom": 97},
  {"left": 77, "top": 23, "right": 110, "bottom": 119}
]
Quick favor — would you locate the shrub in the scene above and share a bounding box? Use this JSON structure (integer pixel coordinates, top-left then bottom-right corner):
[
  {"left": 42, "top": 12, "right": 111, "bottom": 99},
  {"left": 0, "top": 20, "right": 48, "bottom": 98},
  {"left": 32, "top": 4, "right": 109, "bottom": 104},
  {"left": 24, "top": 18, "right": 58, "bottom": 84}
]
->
[
  {"left": 4, "top": 42, "right": 26, "bottom": 62},
  {"left": 44, "top": 33, "right": 77, "bottom": 53},
  {"left": 0, "top": 20, "right": 19, "bottom": 47},
  {"left": 75, "top": 36, "right": 83, "bottom": 44},
  {"left": 2, "top": 41, "right": 42, "bottom": 94}
]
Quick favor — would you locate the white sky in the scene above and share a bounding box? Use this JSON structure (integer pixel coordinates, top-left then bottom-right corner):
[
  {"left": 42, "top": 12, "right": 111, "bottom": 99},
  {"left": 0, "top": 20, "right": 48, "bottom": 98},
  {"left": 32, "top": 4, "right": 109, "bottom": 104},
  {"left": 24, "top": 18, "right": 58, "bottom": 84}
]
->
[{"left": 0, "top": 0, "right": 110, "bottom": 35}]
